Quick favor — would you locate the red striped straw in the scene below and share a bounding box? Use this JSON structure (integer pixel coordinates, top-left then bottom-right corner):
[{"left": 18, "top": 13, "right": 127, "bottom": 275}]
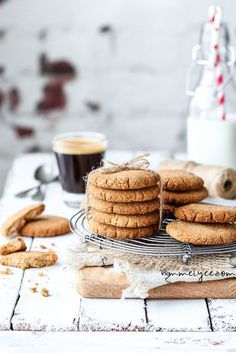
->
[{"left": 208, "top": 5, "right": 226, "bottom": 121}]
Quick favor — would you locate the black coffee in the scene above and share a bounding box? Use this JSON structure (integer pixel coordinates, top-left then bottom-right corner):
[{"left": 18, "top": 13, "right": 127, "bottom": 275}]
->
[{"left": 53, "top": 138, "right": 106, "bottom": 194}]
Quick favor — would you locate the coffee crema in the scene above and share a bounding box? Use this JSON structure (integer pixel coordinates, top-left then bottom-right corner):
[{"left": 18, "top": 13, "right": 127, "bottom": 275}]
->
[
  {"left": 53, "top": 138, "right": 107, "bottom": 155},
  {"left": 53, "top": 138, "right": 106, "bottom": 194}
]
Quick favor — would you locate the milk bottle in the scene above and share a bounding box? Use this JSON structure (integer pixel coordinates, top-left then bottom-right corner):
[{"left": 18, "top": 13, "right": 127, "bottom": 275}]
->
[{"left": 186, "top": 7, "right": 236, "bottom": 168}]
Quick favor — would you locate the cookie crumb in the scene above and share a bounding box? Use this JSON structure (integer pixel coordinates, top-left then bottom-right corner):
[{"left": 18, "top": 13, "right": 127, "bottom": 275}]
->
[
  {"left": 51, "top": 243, "right": 55, "bottom": 246},
  {"left": 38, "top": 271, "right": 44, "bottom": 277},
  {"left": 41, "top": 287, "right": 49, "bottom": 297},
  {"left": 35, "top": 282, "right": 38, "bottom": 286},
  {"left": 0, "top": 268, "right": 12, "bottom": 275},
  {"left": 39, "top": 244, "right": 47, "bottom": 250},
  {"left": 30, "top": 287, "right": 37, "bottom": 293}
]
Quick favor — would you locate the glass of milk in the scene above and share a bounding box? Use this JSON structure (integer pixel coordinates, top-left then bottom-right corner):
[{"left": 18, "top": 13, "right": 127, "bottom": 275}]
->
[{"left": 187, "top": 114, "right": 236, "bottom": 168}]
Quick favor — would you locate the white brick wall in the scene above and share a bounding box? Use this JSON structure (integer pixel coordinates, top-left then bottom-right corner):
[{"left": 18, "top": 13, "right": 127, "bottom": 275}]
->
[{"left": 0, "top": 0, "right": 236, "bottom": 160}]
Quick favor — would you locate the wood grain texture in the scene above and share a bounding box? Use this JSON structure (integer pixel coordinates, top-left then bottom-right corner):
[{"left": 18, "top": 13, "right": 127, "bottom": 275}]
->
[
  {"left": 79, "top": 298, "right": 147, "bottom": 331},
  {"left": 146, "top": 299, "right": 211, "bottom": 331},
  {"left": 2, "top": 331, "right": 236, "bottom": 352},
  {"left": 0, "top": 199, "right": 34, "bottom": 329},
  {"left": 0, "top": 237, "right": 32, "bottom": 330},
  {"left": 207, "top": 299, "right": 236, "bottom": 332},
  {"left": 12, "top": 234, "right": 81, "bottom": 331},
  {"left": 76, "top": 266, "right": 236, "bottom": 299}
]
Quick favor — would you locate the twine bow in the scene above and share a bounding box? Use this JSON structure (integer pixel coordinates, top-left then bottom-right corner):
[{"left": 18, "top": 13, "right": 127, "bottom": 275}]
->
[{"left": 100, "top": 153, "right": 150, "bottom": 174}]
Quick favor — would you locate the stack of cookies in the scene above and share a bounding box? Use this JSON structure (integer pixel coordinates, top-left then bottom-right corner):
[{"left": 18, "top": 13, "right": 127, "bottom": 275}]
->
[
  {"left": 87, "top": 169, "right": 161, "bottom": 239},
  {"left": 157, "top": 170, "right": 208, "bottom": 215},
  {"left": 167, "top": 203, "right": 236, "bottom": 245}
]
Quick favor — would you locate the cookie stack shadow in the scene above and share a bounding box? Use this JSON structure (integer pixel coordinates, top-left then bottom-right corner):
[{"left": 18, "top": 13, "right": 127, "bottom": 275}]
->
[
  {"left": 87, "top": 169, "right": 162, "bottom": 239},
  {"left": 157, "top": 170, "right": 208, "bottom": 216},
  {"left": 167, "top": 203, "right": 236, "bottom": 245}
]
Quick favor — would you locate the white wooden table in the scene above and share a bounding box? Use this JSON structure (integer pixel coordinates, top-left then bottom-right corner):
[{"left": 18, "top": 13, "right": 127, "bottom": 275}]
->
[{"left": 1, "top": 151, "right": 236, "bottom": 351}]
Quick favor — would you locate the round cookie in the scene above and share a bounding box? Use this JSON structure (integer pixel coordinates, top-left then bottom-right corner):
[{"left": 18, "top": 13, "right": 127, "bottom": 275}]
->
[
  {"left": 88, "top": 218, "right": 158, "bottom": 239},
  {"left": 89, "top": 208, "right": 160, "bottom": 228},
  {"left": 19, "top": 215, "right": 70, "bottom": 237},
  {"left": 88, "top": 198, "right": 160, "bottom": 215},
  {"left": 88, "top": 184, "right": 160, "bottom": 203},
  {"left": 159, "top": 169, "right": 204, "bottom": 191},
  {"left": 1, "top": 203, "right": 45, "bottom": 237},
  {"left": 88, "top": 169, "right": 160, "bottom": 190},
  {"left": 163, "top": 187, "right": 208, "bottom": 205},
  {"left": 174, "top": 203, "right": 236, "bottom": 223},
  {"left": 166, "top": 219, "right": 236, "bottom": 245}
]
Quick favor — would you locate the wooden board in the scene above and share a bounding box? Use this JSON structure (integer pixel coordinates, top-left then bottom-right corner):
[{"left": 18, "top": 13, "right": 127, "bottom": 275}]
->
[{"left": 76, "top": 266, "right": 236, "bottom": 299}]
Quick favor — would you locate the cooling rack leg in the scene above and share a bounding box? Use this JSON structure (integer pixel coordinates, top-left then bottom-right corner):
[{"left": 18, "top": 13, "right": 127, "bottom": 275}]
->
[{"left": 182, "top": 254, "right": 192, "bottom": 264}]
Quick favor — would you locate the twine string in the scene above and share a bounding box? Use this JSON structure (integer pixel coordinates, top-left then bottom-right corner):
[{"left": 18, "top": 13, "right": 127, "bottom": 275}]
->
[
  {"left": 100, "top": 153, "right": 150, "bottom": 174},
  {"left": 85, "top": 153, "right": 163, "bottom": 231}
]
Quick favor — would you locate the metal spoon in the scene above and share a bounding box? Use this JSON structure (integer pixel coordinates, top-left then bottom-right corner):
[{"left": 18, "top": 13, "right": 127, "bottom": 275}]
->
[
  {"left": 31, "top": 165, "right": 58, "bottom": 201},
  {"left": 15, "top": 165, "right": 58, "bottom": 199},
  {"left": 31, "top": 184, "right": 46, "bottom": 201}
]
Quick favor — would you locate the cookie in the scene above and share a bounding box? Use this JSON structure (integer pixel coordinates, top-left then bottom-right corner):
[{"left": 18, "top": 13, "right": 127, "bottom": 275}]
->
[
  {"left": 0, "top": 237, "right": 26, "bottom": 255},
  {"left": 163, "top": 203, "right": 176, "bottom": 216},
  {"left": 19, "top": 215, "right": 70, "bottom": 237},
  {"left": 88, "top": 185, "right": 160, "bottom": 203},
  {"left": 158, "top": 169, "right": 204, "bottom": 191},
  {"left": 88, "top": 218, "right": 158, "bottom": 239},
  {"left": 1, "top": 203, "right": 45, "bottom": 237},
  {"left": 89, "top": 208, "right": 160, "bottom": 228},
  {"left": 166, "top": 220, "right": 236, "bottom": 245},
  {"left": 174, "top": 203, "right": 236, "bottom": 223},
  {"left": 0, "top": 251, "right": 58, "bottom": 269},
  {"left": 88, "top": 169, "right": 160, "bottom": 190},
  {"left": 88, "top": 198, "right": 160, "bottom": 215},
  {"left": 163, "top": 187, "right": 208, "bottom": 205}
]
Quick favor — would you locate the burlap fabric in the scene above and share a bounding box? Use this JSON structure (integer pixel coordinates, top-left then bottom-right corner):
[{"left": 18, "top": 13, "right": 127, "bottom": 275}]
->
[{"left": 66, "top": 239, "right": 236, "bottom": 298}]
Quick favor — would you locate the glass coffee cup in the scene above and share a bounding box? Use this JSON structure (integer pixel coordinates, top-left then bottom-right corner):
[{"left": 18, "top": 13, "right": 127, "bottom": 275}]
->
[{"left": 52, "top": 131, "right": 107, "bottom": 207}]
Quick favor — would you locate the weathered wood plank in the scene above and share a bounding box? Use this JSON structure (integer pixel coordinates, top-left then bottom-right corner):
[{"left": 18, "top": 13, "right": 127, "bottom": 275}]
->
[
  {"left": 11, "top": 233, "right": 81, "bottom": 331},
  {"left": 0, "top": 239, "right": 32, "bottom": 330},
  {"left": 1, "top": 331, "right": 236, "bottom": 352},
  {"left": 79, "top": 298, "right": 147, "bottom": 331},
  {"left": 0, "top": 199, "right": 33, "bottom": 329},
  {"left": 146, "top": 299, "right": 211, "bottom": 332},
  {"left": 2, "top": 153, "right": 56, "bottom": 198},
  {"left": 208, "top": 299, "right": 236, "bottom": 331},
  {"left": 1, "top": 156, "right": 78, "bottom": 331}
]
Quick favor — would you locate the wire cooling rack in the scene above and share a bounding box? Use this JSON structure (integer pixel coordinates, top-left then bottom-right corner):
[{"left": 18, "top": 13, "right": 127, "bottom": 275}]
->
[{"left": 70, "top": 209, "right": 236, "bottom": 264}]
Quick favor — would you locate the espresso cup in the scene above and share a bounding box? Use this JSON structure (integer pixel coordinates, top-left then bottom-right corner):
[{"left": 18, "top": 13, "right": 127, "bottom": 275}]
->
[{"left": 52, "top": 131, "right": 107, "bottom": 207}]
